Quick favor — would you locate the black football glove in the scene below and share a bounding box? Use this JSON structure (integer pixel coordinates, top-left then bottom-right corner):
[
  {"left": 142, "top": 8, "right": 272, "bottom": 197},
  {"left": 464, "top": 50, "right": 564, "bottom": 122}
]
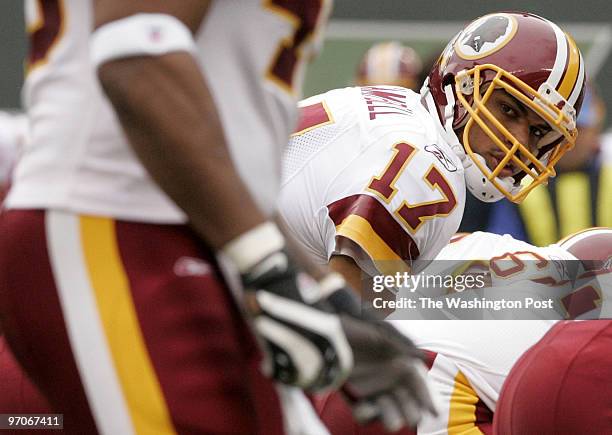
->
[
  {"left": 241, "top": 247, "right": 353, "bottom": 391},
  {"left": 324, "top": 286, "right": 437, "bottom": 431}
]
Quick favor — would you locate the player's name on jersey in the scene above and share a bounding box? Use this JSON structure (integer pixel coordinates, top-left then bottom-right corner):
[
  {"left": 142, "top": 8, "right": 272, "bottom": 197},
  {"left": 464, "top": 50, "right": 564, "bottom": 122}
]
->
[{"left": 361, "top": 86, "right": 414, "bottom": 119}]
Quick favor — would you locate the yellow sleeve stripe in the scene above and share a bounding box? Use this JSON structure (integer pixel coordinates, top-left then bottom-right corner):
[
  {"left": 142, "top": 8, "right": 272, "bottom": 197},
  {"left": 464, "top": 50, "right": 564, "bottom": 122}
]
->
[
  {"left": 336, "top": 214, "right": 412, "bottom": 275},
  {"left": 336, "top": 214, "right": 401, "bottom": 262}
]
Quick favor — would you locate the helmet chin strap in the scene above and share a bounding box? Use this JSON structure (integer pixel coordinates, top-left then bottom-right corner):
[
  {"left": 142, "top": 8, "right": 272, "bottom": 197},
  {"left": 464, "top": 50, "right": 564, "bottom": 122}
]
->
[{"left": 423, "top": 83, "right": 519, "bottom": 203}]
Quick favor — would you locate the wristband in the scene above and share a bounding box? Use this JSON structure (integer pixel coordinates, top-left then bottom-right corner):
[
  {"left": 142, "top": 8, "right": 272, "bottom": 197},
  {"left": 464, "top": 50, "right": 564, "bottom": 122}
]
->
[
  {"left": 91, "top": 13, "right": 197, "bottom": 69},
  {"left": 222, "top": 222, "right": 285, "bottom": 274}
]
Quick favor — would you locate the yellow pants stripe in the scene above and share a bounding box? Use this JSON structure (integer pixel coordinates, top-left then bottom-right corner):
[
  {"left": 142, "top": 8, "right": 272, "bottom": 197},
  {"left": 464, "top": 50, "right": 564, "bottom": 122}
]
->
[
  {"left": 80, "top": 216, "right": 177, "bottom": 435},
  {"left": 447, "top": 371, "right": 484, "bottom": 434}
]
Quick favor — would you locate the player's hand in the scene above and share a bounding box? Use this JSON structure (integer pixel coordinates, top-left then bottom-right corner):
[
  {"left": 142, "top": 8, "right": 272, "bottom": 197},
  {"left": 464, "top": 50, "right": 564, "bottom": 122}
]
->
[
  {"left": 224, "top": 222, "right": 436, "bottom": 431},
  {"left": 244, "top": 254, "right": 435, "bottom": 430},
  {"left": 324, "top": 288, "right": 438, "bottom": 432},
  {"left": 341, "top": 316, "right": 436, "bottom": 431},
  {"left": 240, "top": 247, "right": 354, "bottom": 391}
]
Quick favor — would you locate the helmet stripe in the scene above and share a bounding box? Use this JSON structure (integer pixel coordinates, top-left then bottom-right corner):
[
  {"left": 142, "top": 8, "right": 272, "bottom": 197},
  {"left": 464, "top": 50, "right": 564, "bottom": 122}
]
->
[
  {"left": 557, "top": 32, "right": 581, "bottom": 101},
  {"left": 568, "top": 50, "right": 585, "bottom": 107},
  {"left": 545, "top": 20, "right": 569, "bottom": 90}
]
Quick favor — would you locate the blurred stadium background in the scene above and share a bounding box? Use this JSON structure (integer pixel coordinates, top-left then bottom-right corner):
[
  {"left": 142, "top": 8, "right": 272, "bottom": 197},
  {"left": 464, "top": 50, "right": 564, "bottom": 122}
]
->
[{"left": 1, "top": 0, "right": 611, "bottom": 129}]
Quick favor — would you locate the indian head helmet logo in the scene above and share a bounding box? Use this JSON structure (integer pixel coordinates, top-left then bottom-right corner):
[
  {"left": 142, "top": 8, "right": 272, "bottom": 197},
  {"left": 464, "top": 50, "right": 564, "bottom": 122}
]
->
[
  {"left": 455, "top": 14, "right": 518, "bottom": 60},
  {"left": 465, "top": 16, "right": 509, "bottom": 52}
]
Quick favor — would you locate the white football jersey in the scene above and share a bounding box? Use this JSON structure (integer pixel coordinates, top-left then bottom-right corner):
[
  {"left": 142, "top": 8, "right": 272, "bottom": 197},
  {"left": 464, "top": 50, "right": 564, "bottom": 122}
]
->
[
  {"left": 279, "top": 86, "right": 466, "bottom": 275},
  {"left": 423, "top": 231, "right": 576, "bottom": 291},
  {"left": 8, "top": 0, "right": 331, "bottom": 222},
  {"left": 392, "top": 231, "right": 578, "bottom": 412}
]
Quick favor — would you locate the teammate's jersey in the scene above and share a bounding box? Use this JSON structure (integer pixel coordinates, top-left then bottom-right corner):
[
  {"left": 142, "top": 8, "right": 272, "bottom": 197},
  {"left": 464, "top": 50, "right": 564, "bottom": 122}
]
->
[
  {"left": 279, "top": 86, "right": 466, "bottom": 275},
  {"left": 427, "top": 231, "right": 576, "bottom": 289},
  {"left": 392, "top": 231, "right": 577, "bottom": 412},
  {"left": 8, "top": 0, "right": 331, "bottom": 222}
]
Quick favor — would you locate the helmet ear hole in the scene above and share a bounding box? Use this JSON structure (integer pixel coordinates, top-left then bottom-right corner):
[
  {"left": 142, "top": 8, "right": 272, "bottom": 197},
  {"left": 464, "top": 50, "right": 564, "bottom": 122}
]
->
[{"left": 442, "top": 73, "right": 455, "bottom": 88}]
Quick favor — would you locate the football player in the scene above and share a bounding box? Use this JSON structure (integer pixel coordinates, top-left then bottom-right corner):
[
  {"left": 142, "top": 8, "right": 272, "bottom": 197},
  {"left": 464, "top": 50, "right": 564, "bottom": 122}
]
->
[
  {"left": 355, "top": 41, "right": 424, "bottom": 91},
  {"left": 314, "top": 228, "right": 585, "bottom": 434},
  {"left": 0, "top": 1, "right": 432, "bottom": 434},
  {"left": 317, "top": 225, "right": 612, "bottom": 434},
  {"left": 494, "top": 227, "right": 612, "bottom": 435},
  {"left": 279, "top": 11, "right": 585, "bottom": 292}
]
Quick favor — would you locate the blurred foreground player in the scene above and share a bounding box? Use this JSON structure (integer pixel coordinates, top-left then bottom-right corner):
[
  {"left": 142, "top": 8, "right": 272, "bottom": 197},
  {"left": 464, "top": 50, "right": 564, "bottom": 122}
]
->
[
  {"left": 494, "top": 227, "right": 612, "bottom": 435},
  {"left": 0, "top": 1, "right": 433, "bottom": 434}
]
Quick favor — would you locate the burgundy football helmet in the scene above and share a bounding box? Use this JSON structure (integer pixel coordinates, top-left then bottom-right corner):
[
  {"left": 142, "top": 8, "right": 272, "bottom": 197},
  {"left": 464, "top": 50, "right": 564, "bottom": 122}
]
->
[
  {"left": 557, "top": 227, "right": 612, "bottom": 273},
  {"left": 423, "top": 12, "right": 586, "bottom": 203}
]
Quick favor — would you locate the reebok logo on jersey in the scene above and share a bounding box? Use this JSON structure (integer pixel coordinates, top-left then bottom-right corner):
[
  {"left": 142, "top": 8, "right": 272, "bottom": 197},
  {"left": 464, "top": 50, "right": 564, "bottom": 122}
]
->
[
  {"left": 174, "top": 257, "right": 212, "bottom": 277},
  {"left": 425, "top": 144, "right": 458, "bottom": 172}
]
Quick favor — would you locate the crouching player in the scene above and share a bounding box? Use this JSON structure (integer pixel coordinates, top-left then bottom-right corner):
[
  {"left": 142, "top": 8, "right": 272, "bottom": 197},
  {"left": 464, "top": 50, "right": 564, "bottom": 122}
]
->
[
  {"left": 312, "top": 230, "right": 581, "bottom": 434},
  {"left": 494, "top": 228, "right": 612, "bottom": 435}
]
